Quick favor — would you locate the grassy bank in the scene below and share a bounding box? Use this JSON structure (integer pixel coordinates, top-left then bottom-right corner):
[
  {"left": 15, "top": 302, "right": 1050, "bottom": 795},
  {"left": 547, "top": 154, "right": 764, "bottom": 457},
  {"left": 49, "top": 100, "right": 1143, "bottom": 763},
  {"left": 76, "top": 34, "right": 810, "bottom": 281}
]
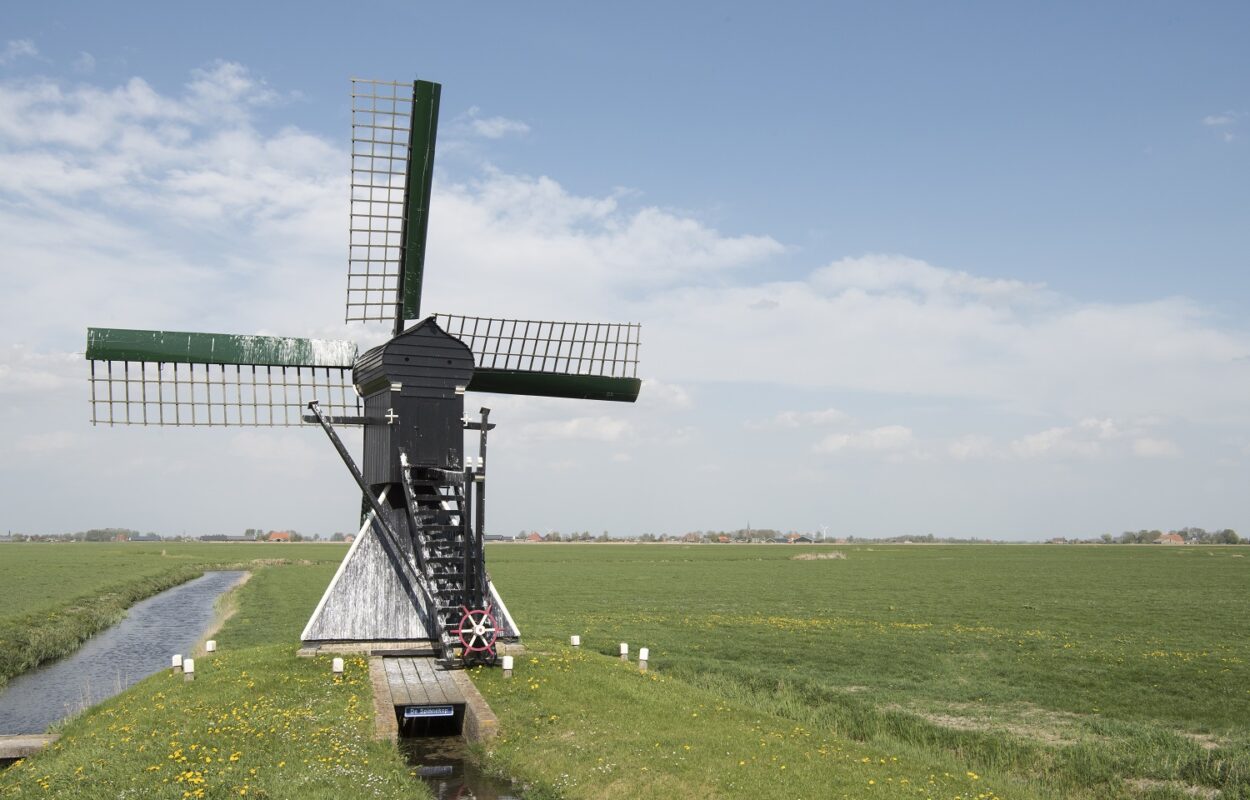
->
[
  {"left": 473, "top": 645, "right": 1015, "bottom": 800},
  {"left": 0, "top": 543, "right": 347, "bottom": 689},
  {"left": 0, "top": 565, "right": 205, "bottom": 690},
  {"left": 0, "top": 560, "right": 425, "bottom": 799}
]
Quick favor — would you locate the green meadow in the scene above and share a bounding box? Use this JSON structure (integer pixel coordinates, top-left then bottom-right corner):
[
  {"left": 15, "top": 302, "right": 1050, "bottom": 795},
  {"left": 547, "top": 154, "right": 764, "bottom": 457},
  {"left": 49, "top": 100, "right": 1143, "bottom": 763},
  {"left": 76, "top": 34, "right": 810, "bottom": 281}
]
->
[
  {"left": 0, "top": 542, "right": 1247, "bottom": 799},
  {"left": 476, "top": 543, "right": 1250, "bottom": 799}
]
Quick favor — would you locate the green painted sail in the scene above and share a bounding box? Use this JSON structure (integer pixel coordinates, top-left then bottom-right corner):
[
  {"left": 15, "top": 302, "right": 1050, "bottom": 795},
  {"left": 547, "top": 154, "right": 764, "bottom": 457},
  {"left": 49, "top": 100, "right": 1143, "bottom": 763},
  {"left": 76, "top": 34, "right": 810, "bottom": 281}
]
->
[
  {"left": 401, "top": 80, "right": 441, "bottom": 321},
  {"left": 86, "top": 328, "right": 358, "bottom": 368},
  {"left": 468, "top": 369, "right": 641, "bottom": 403}
]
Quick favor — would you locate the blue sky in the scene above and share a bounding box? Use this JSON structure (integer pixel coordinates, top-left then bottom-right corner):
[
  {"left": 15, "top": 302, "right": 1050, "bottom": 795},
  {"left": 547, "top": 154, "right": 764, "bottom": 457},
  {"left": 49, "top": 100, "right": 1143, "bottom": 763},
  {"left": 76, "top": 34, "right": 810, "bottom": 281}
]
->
[{"left": 1, "top": 2, "right": 1247, "bottom": 539}]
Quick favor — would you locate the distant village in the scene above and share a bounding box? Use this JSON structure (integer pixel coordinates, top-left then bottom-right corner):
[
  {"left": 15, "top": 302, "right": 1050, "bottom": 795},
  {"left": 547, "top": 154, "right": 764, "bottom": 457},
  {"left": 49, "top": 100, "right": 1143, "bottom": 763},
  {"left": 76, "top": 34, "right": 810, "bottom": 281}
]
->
[
  {"left": 0, "top": 527, "right": 353, "bottom": 544},
  {"left": 0, "top": 526, "right": 1241, "bottom": 545}
]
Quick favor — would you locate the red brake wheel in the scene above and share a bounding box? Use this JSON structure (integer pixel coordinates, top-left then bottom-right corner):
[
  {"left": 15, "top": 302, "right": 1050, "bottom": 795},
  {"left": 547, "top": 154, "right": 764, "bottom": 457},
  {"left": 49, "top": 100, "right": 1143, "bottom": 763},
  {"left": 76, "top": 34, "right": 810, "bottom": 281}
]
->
[{"left": 456, "top": 605, "right": 498, "bottom": 660}]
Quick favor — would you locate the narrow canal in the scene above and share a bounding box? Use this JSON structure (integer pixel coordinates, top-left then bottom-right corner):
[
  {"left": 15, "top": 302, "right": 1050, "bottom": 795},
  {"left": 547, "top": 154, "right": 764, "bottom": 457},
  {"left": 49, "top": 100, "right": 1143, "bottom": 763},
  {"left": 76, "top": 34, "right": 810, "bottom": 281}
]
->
[
  {"left": 0, "top": 571, "right": 246, "bottom": 735},
  {"left": 401, "top": 735, "right": 519, "bottom": 800}
]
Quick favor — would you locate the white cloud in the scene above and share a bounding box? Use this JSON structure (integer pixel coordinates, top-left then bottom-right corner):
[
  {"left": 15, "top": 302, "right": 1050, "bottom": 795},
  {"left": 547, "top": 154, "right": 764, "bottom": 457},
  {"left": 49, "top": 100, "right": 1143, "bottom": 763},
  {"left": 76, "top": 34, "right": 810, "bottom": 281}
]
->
[
  {"left": 0, "top": 346, "right": 81, "bottom": 394},
  {"left": 637, "top": 379, "right": 692, "bottom": 410},
  {"left": 947, "top": 434, "right": 997, "bottom": 461},
  {"left": 1202, "top": 112, "right": 1238, "bottom": 126},
  {"left": 72, "top": 52, "right": 96, "bottom": 74},
  {"left": 1133, "top": 437, "right": 1181, "bottom": 458},
  {"left": 427, "top": 171, "right": 784, "bottom": 310},
  {"left": 465, "top": 106, "right": 531, "bottom": 139},
  {"left": 15, "top": 430, "right": 76, "bottom": 454},
  {"left": 813, "top": 253, "right": 1044, "bottom": 303},
  {"left": 750, "top": 408, "right": 848, "bottom": 430},
  {"left": 815, "top": 424, "right": 914, "bottom": 454},
  {"left": 635, "top": 256, "right": 1250, "bottom": 426},
  {"left": 520, "top": 415, "right": 632, "bottom": 442},
  {"left": 1011, "top": 426, "right": 1101, "bottom": 459},
  {"left": 1202, "top": 112, "right": 1242, "bottom": 142},
  {"left": 0, "top": 40, "right": 38, "bottom": 65},
  {"left": 1010, "top": 418, "right": 1124, "bottom": 459}
]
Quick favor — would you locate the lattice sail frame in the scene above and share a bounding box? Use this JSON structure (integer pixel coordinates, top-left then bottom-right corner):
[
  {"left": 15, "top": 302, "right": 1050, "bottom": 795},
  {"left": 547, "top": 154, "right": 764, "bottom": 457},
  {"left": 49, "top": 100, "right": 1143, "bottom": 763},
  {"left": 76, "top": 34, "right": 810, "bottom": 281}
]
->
[
  {"left": 85, "top": 328, "right": 361, "bottom": 427},
  {"left": 89, "top": 361, "right": 359, "bottom": 427},
  {"left": 347, "top": 79, "right": 408, "bottom": 322},
  {"left": 346, "top": 78, "right": 438, "bottom": 325},
  {"left": 434, "top": 314, "right": 640, "bottom": 379}
]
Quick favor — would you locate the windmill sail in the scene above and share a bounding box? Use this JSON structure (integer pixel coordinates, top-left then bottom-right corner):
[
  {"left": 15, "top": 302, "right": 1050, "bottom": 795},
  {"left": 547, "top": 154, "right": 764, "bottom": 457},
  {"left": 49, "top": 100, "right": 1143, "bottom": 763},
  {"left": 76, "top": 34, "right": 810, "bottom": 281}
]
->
[
  {"left": 85, "top": 327, "right": 360, "bottom": 426},
  {"left": 346, "top": 78, "right": 440, "bottom": 329},
  {"left": 434, "top": 313, "right": 642, "bottom": 402}
]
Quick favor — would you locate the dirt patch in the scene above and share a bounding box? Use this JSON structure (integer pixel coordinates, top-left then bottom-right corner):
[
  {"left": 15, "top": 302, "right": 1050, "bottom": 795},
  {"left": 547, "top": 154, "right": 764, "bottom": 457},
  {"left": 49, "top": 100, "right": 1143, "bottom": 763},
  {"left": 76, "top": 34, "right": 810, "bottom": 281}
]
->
[
  {"left": 889, "top": 701, "right": 1098, "bottom": 746},
  {"left": 1126, "top": 778, "right": 1219, "bottom": 799},
  {"left": 791, "top": 552, "right": 847, "bottom": 561},
  {"left": 195, "top": 571, "right": 251, "bottom": 654},
  {"left": 1179, "top": 732, "right": 1225, "bottom": 751}
]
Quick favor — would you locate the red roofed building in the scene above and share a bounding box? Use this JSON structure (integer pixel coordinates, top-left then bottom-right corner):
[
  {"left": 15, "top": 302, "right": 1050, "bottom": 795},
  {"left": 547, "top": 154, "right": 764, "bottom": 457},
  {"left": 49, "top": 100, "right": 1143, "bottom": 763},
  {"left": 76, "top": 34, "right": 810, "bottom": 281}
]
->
[
  {"left": 267, "top": 531, "right": 292, "bottom": 543},
  {"left": 1156, "top": 533, "right": 1185, "bottom": 545}
]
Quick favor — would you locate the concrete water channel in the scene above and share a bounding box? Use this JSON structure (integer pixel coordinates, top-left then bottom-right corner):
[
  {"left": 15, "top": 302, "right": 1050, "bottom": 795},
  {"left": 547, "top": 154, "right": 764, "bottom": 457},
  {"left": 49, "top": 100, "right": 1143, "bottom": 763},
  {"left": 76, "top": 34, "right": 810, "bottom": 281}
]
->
[
  {"left": 350, "top": 652, "right": 517, "bottom": 798},
  {"left": 0, "top": 570, "right": 246, "bottom": 738}
]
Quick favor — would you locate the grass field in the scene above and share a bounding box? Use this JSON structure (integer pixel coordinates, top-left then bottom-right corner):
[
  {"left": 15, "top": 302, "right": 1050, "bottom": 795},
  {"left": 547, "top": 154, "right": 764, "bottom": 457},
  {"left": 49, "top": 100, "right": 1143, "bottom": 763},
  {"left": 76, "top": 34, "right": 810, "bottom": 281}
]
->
[
  {"left": 1, "top": 542, "right": 1247, "bottom": 799},
  {"left": 471, "top": 543, "right": 1250, "bottom": 799}
]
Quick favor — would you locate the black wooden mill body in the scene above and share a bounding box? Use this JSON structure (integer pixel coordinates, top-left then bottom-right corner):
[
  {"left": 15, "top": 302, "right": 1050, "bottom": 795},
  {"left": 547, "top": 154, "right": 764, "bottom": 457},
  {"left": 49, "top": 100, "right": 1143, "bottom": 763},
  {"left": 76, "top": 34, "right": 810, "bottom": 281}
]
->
[{"left": 355, "top": 320, "right": 475, "bottom": 485}]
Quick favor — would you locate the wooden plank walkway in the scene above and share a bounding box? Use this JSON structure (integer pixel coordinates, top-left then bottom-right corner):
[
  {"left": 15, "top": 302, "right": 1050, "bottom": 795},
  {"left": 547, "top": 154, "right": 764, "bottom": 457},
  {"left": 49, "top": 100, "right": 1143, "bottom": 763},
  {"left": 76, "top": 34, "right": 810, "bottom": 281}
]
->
[{"left": 382, "top": 656, "right": 465, "bottom": 707}]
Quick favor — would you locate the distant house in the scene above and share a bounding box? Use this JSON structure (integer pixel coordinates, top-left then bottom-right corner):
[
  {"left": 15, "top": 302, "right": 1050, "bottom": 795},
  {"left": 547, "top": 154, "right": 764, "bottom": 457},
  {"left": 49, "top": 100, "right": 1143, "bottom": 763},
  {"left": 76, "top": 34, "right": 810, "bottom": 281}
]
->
[
  {"left": 526, "top": 532, "right": 543, "bottom": 543},
  {"left": 131, "top": 533, "right": 161, "bottom": 542},
  {"left": 682, "top": 533, "right": 701, "bottom": 543},
  {"left": 484, "top": 534, "right": 511, "bottom": 542},
  {"left": 788, "top": 534, "right": 813, "bottom": 544},
  {"left": 267, "top": 531, "right": 292, "bottom": 543},
  {"left": 1156, "top": 533, "right": 1185, "bottom": 545},
  {"left": 113, "top": 533, "right": 129, "bottom": 542},
  {"left": 717, "top": 535, "right": 731, "bottom": 544},
  {"left": 343, "top": 534, "right": 355, "bottom": 544},
  {"left": 1048, "top": 537, "right": 1068, "bottom": 545}
]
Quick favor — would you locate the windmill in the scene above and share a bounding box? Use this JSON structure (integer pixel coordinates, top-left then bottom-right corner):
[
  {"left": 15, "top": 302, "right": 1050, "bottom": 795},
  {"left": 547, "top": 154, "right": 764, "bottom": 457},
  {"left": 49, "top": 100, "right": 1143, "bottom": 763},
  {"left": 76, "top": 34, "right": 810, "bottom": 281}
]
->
[{"left": 84, "top": 78, "right": 642, "bottom": 666}]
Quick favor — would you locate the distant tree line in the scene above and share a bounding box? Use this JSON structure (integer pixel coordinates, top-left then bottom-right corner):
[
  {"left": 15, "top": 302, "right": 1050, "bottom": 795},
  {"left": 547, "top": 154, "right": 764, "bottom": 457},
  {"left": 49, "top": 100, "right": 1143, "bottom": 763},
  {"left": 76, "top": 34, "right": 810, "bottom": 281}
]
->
[
  {"left": 2, "top": 528, "right": 156, "bottom": 542},
  {"left": 0, "top": 527, "right": 337, "bottom": 543},
  {"left": 1100, "top": 527, "right": 1241, "bottom": 545}
]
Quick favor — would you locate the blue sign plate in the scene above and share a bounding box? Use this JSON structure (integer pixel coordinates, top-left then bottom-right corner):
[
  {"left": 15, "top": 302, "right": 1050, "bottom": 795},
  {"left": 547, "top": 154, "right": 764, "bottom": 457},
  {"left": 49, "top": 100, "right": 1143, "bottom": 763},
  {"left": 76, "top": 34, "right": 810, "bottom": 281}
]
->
[{"left": 404, "top": 705, "right": 454, "bottom": 719}]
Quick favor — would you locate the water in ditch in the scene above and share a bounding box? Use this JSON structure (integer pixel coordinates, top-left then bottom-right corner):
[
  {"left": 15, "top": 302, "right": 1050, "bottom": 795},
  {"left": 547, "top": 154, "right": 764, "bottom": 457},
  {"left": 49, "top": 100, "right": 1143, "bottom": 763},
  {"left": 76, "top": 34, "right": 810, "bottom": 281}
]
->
[
  {"left": 400, "top": 735, "right": 519, "bottom": 800},
  {"left": 0, "top": 570, "right": 246, "bottom": 735}
]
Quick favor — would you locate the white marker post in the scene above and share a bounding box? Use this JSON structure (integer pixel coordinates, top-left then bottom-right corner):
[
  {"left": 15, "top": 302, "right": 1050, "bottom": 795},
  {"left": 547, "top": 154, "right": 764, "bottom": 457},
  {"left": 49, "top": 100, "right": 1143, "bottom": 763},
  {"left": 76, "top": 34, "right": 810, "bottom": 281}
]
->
[
  {"left": 639, "top": 647, "right": 649, "bottom": 673},
  {"left": 182, "top": 658, "right": 195, "bottom": 682},
  {"left": 205, "top": 640, "right": 217, "bottom": 653},
  {"left": 171, "top": 654, "right": 183, "bottom": 673},
  {"left": 502, "top": 655, "right": 514, "bottom": 678},
  {"left": 619, "top": 642, "right": 629, "bottom": 662},
  {"left": 570, "top": 635, "right": 581, "bottom": 647},
  {"left": 332, "top": 657, "right": 344, "bottom": 680}
]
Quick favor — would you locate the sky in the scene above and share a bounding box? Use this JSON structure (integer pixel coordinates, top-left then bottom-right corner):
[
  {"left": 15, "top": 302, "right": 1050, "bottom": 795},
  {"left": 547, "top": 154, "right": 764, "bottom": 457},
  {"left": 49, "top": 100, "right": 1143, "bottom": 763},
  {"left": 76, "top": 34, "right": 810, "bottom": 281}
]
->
[{"left": 1, "top": 1, "right": 1247, "bottom": 540}]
